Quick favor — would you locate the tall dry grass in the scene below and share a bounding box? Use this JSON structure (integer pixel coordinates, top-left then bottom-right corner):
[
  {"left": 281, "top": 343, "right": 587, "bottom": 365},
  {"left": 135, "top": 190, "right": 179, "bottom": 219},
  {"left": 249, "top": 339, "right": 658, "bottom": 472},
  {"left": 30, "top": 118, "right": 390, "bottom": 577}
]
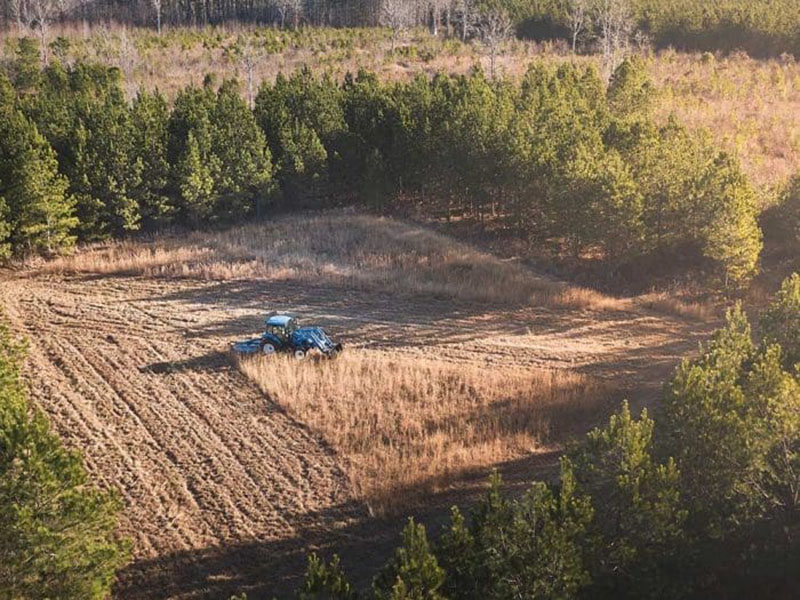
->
[
  {"left": 239, "top": 350, "right": 610, "bottom": 514},
  {"left": 45, "top": 212, "right": 623, "bottom": 310}
]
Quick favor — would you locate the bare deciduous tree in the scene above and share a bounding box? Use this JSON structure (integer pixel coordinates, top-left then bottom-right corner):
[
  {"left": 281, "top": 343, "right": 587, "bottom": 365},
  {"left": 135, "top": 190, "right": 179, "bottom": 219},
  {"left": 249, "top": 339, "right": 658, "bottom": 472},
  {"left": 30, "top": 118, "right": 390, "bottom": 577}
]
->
[
  {"left": 8, "top": 0, "right": 33, "bottom": 33},
  {"left": 290, "top": 0, "right": 303, "bottom": 29},
  {"left": 117, "top": 28, "right": 140, "bottom": 98},
  {"left": 474, "top": 1, "right": 512, "bottom": 78},
  {"left": 596, "top": 0, "right": 633, "bottom": 76},
  {"left": 380, "top": 0, "right": 413, "bottom": 52},
  {"left": 567, "top": 0, "right": 590, "bottom": 52},
  {"left": 458, "top": 0, "right": 475, "bottom": 41},
  {"left": 237, "top": 35, "right": 263, "bottom": 109},
  {"left": 272, "top": 0, "right": 291, "bottom": 28},
  {"left": 151, "top": 0, "right": 163, "bottom": 35},
  {"left": 26, "top": 0, "right": 85, "bottom": 62}
]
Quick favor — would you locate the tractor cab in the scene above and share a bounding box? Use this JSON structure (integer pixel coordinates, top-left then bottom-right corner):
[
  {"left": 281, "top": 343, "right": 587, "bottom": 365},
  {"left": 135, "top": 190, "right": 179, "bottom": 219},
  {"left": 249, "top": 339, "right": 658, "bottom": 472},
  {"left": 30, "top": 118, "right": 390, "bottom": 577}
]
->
[{"left": 265, "top": 314, "right": 299, "bottom": 344}]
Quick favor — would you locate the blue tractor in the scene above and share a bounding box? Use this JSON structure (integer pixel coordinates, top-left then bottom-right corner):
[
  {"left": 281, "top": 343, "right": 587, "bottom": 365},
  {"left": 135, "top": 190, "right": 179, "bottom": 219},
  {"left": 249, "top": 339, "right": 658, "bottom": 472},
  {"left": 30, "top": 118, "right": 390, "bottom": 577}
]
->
[{"left": 233, "top": 314, "right": 343, "bottom": 360}]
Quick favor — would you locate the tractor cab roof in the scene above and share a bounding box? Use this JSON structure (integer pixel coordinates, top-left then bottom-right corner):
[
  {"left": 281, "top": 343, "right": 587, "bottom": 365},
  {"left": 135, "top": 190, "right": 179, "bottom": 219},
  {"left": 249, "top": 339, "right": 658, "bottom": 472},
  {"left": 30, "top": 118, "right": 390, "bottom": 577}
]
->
[{"left": 266, "top": 314, "right": 296, "bottom": 328}]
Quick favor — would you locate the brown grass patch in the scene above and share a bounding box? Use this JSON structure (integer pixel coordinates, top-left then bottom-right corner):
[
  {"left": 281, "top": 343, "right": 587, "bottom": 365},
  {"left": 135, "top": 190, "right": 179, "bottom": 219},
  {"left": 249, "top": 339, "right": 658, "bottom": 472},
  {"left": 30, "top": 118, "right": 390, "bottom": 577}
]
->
[
  {"left": 638, "top": 291, "right": 716, "bottom": 321},
  {"left": 239, "top": 350, "right": 610, "bottom": 515},
  {"left": 45, "top": 211, "right": 624, "bottom": 311}
]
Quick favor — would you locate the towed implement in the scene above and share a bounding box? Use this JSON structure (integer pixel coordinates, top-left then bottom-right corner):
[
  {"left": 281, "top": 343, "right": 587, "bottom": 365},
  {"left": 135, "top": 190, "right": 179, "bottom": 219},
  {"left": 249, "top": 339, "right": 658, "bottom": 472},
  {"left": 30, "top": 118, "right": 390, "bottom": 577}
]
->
[{"left": 233, "top": 314, "right": 342, "bottom": 360}]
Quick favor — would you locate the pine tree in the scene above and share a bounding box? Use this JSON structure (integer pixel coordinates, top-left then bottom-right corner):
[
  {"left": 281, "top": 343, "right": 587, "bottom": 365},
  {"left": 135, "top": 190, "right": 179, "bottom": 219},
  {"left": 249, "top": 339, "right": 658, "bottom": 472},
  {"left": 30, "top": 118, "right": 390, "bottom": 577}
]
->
[
  {"left": 607, "top": 56, "right": 654, "bottom": 120},
  {"left": 437, "top": 471, "right": 590, "bottom": 600},
  {"left": 24, "top": 63, "right": 141, "bottom": 239},
  {"left": 209, "top": 79, "right": 272, "bottom": 220},
  {"left": 697, "top": 153, "right": 762, "bottom": 287},
  {"left": 168, "top": 84, "right": 218, "bottom": 226},
  {"left": 0, "top": 319, "right": 130, "bottom": 598},
  {"left": 0, "top": 198, "right": 11, "bottom": 260},
  {"left": 566, "top": 402, "right": 685, "bottom": 596},
  {"left": 131, "top": 88, "right": 174, "bottom": 228},
  {"left": 373, "top": 518, "right": 447, "bottom": 600},
  {"left": 297, "top": 554, "right": 357, "bottom": 600},
  {"left": 760, "top": 273, "right": 800, "bottom": 369},
  {"left": 0, "top": 77, "right": 77, "bottom": 256},
  {"left": 12, "top": 37, "right": 42, "bottom": 95},
  {"left": 176, "top": 130, "right": 215, "bottom": 226}
]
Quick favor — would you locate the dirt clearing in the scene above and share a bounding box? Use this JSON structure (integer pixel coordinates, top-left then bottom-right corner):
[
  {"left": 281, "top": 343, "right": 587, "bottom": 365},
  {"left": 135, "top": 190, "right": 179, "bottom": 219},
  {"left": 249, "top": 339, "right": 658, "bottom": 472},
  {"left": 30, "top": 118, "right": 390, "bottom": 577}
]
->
[{"left": 0, "top": 214, "right": 716, "bottom": 598}]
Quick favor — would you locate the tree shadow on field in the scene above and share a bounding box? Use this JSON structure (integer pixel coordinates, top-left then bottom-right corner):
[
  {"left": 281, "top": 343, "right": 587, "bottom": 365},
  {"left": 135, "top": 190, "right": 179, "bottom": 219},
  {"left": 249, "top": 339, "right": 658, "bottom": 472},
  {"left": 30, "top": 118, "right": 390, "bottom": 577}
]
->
[{"left": 114, "top": 451, "right": 562, "bottom": 600}]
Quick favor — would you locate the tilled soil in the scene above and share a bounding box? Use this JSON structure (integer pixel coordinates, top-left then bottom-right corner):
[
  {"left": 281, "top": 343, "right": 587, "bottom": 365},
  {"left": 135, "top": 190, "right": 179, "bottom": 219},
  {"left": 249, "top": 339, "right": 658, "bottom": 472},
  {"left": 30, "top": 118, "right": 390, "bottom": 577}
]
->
[{"left": 0, "top": 273, "right": 714, "bottom": 598}]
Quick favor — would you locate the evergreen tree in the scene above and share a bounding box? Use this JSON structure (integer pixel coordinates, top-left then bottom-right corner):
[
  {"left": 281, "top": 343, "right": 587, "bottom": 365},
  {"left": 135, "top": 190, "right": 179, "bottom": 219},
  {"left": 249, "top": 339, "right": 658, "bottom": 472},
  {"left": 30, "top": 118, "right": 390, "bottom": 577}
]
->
[
  {"left": 0, "top": 319, "right": 130, "bottom": 598},
  {"left": 607, "top": 56, "right": 654, "bottom": 120},
  {"left": 697, "top": 153, "right": 762, "bottom": 286},
  {"left": 168, "top": 83, "right": 218, "bottom": 225},
  {"left": 760, "top": 273, "right": 800, "bottom": 370},
  {"left": 567, "top": 402, "right": 685, "bottom": 597},
  {"left": 373, "top": 518, "right": 447, "bottom": 600},
  {"left": 0, "top": 198, "right": 11, "bottom": 260},
  {"left": 12, "top": 38, "right": 42, "bottom": 95},
  {"left": 131, "top": 88, "right": 174, "bottom": 228},
  {"left": 437, "top": 471, "right": 590, "bottom": 600},
  {"left": 25, "top": 63, "right": 141, "bottom": 239},
  {"left": 176, "top": 130, "right": 215, "bottom": 226},
  {"left": 209, "top": 79, "right": 272, "bottom": 220},
  {"left": 0, "top": 76, "right": 77, "bottom": 256},
  {"left": 297, "top": 554, "right": 358, "bottom": 600}
]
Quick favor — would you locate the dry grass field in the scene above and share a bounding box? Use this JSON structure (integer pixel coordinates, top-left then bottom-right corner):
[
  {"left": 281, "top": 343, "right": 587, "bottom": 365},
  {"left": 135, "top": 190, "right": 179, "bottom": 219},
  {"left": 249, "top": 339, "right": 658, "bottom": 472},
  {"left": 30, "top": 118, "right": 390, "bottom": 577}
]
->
[
  {"left": 240, "top": 351, "right": 608, "bottom": 515},
  {"left": 44, "top": 212, "right": 622, "bottom": 310},
  {"left": 2, "top": 212, "right": 716, "bottom": 597}
]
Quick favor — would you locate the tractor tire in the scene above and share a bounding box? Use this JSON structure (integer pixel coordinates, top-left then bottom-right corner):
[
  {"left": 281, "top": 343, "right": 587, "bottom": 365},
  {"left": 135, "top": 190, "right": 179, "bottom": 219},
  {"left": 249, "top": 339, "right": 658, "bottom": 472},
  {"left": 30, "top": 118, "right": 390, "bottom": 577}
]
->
[
  {"left": 262, "top": 343, "right": 276, "bottom": 356},
  {"left": 293, "top": 349, "right": 306, "bottom": 361}
]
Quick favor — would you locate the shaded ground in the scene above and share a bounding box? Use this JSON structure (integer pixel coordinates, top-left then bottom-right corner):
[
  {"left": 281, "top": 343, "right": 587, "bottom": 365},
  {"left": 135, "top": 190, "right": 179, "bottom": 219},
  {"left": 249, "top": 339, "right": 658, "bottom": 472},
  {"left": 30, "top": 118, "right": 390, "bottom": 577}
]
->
[{"left": 0, "top": 273, "right": 715, "bottom": 598}]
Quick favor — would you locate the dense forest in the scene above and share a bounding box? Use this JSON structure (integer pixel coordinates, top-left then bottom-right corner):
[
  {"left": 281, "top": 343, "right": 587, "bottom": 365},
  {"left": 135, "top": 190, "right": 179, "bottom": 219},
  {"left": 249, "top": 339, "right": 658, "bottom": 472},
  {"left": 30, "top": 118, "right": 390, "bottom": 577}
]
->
[
  {"left": 2, "top": 38, "right": 784, "bottom": 288},
  {"left": 286, "top": 274, "right": 800, "bottom": 600},
  {"left": 3, "top": 0, "right": 800, "bottom": 56}
]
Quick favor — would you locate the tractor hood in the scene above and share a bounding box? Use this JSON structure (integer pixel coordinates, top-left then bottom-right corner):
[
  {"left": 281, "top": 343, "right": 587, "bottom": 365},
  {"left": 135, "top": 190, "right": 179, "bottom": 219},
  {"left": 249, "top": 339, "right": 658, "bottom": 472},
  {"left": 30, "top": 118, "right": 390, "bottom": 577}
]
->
[{"left": 291, "top": 327, "right": 338, "bottom": 354}]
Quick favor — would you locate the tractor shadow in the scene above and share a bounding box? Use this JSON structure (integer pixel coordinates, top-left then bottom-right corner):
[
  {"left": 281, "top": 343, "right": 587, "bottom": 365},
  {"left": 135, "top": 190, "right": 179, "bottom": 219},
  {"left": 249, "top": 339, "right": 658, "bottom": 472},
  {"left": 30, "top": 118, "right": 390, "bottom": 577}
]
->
[{"left": 141, "top": 350, "right": 234, "bottom": 375}]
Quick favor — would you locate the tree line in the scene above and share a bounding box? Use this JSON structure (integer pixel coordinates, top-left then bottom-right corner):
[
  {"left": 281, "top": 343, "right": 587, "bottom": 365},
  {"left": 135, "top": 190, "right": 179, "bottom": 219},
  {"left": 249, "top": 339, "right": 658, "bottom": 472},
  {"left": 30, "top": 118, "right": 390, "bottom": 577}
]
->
[
  {"left": 3, "top": 0, "right": 800, "bottom": 57},
  {"left": 1, "top": 39, "right": 765, "bottom": 285},
  {"left": 283, "top": 272, "right": 800, "bottom": 600}
]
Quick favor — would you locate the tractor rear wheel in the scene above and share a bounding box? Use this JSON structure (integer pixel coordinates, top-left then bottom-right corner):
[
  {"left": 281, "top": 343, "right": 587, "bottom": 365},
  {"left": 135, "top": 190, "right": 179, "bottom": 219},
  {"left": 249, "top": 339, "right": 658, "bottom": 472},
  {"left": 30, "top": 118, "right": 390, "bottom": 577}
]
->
[{"left": 262, "top": 343, "right": 276, "bottom": 356}]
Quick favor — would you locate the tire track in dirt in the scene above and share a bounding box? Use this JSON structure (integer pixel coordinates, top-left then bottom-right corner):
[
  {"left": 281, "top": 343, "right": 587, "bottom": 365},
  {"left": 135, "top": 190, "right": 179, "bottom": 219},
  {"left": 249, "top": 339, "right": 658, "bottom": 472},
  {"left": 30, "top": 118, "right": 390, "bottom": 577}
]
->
[{"left": 0, "top": 276, "right": 355, "bottom": 564}]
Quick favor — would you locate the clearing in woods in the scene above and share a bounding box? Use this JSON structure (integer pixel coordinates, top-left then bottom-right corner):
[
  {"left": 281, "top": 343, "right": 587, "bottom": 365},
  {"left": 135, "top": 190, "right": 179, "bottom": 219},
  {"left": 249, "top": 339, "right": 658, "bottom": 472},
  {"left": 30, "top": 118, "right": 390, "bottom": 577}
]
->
[{"left": 0, "top": 213, "right": 715, "bottom": 598}]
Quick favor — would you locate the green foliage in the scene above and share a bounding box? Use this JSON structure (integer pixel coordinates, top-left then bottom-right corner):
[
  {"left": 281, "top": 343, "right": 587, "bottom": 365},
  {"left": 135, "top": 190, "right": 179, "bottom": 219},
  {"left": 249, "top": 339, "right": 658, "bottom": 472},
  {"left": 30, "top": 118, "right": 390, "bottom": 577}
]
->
[
  {"left": 760, "top": 273, "right": 800, "bottom": 369},
  {"left": 297, "top": 553, "right": 357, "bottom": 600},
  {"left": 209, "top": 79, "right": 272, "bottom": 220},
  {"left": 0, "top": 318, "right": 130, "bottom": 598},
  {"left": 373, "top": 519, "right": 446, "bottom": 600},
  {"left": 169, "top": 79, "right": 271, "bottom": 224},
  {"left": 0, "top": 75, "right": 77, "bottom": 256},
  {"left": 287, "top": 278, "right": 799, "bottom": 600},
  {"left": 567, "top": 402, "right": 685, "bottom": 596},
  {"left": 696, "top": 153, "right": 762, "bottom": 286},
  {"left": 776, "top": 175, "right": 800, "bottom": 250},
  {"left": 25, "top": 63, "right": 142, "bottom": 239},
  {"left": 131, "top": 89, "right": 174, "bottom": 227},
  {"left": 0, "top": 56, "right": 764, "bottom": 285},
  {"left": 12, "top": 38, "right": 41, "bottom": 95},
  {"left": 607, "top": 56, "right": 655, "bottom": 120},
  {"left": 436, "top": 471, "right": 590, "bottom": 600}
]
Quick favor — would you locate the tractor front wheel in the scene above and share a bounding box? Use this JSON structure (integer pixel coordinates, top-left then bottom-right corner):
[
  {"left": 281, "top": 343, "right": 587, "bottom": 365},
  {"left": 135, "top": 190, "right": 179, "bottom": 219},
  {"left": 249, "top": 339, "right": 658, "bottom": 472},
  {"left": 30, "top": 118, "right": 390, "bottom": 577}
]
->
[
  {"left": 262, "top": 343, "right": 276, "bottom": 356},
  {"left": 293, "top": 349, "right": 306, "bottom": 361}
]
